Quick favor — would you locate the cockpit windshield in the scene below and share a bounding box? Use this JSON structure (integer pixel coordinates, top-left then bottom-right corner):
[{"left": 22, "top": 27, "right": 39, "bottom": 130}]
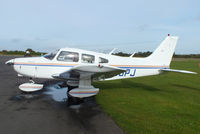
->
[{"left": 44, "top": 49, "right": 59, "bottom": 60}]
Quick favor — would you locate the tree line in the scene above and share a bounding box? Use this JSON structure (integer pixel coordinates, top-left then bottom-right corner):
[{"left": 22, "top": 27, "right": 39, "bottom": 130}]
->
[
  {"left": 0, "top": 49, "right": 45, "bottom": 56},
  {"left": 1, "top": 49, "right": 200, "bottom": 58},
  {"left": 114, "top": 51, "right": 200, "bottom": 58}
]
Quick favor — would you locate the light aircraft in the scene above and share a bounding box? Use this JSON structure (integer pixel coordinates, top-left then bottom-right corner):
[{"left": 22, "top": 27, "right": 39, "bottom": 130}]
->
[{"left": 6, "top": 35, "right": 196, "bottom": 98}]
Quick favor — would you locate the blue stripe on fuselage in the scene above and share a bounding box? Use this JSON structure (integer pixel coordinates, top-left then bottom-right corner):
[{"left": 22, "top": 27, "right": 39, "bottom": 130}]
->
[{"left": 14, "top": 64, "right": 168, "bottom": 69}]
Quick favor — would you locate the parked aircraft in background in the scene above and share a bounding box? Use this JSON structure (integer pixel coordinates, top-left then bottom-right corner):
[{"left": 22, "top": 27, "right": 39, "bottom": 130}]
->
[{"left": 6, "top": 35, "right": 197, "bottom": 98}]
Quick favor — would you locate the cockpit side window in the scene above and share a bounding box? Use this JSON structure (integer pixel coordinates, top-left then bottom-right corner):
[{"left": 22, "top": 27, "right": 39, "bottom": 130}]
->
[
  {"left": 99, "top": 57, "right": 109, "bottom": 63},
  {"left": 57, "top": 51, "right": 79, "bottom": 62},
  {"left": 81, "top": 54, "right": 95, "bottom": 63}
]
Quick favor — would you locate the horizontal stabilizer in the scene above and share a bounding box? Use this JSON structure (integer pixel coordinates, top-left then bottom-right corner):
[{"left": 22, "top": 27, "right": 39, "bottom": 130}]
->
[{"left": 160, "top": 69, "right": 197, "bottom": 74}]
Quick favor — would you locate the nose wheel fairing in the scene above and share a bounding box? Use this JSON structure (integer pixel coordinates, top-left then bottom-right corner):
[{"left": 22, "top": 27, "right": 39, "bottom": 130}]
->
[{"left": 19, "top": 80, "right": 44, "bottom": 92}]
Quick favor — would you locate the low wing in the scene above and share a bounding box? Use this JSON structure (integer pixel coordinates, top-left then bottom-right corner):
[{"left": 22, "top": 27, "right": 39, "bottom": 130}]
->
[
  {"left": 160, "top": 69, "right": 197, "bottom": 74},
  {"left": 52, "top": 64, "right": 126, "bottom": 80}
]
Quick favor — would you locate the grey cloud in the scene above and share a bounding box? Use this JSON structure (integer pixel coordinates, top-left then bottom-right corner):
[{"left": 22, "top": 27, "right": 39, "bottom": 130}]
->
[
  {"left": 11, "top": 38, "right": 22, "bottom": 43},
  {"left": 35, "top": 37, "right": 48, "bottom": 41},
  {"left": 137, "top": 24, "right": 149, "bottom": 31},
  {"left": 197, "top": 16, "right": 200, "bottom": 21}
]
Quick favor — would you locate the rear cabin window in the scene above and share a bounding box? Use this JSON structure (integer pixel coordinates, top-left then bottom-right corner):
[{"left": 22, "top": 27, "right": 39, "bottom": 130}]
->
[
  {"left": 81, "top": 54, "right": 95, "bottom": 63},
  {"left": 57, "top": 51, "right": 79, "bottom": 62},
  {"left": 99, "top": 57, "right": 109, "bottom": 63}
]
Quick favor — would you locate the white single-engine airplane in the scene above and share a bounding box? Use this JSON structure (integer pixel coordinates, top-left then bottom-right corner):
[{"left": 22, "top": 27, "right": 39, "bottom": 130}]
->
[{"left": 6, "top": 35, "right": 197, "bottom": 98}]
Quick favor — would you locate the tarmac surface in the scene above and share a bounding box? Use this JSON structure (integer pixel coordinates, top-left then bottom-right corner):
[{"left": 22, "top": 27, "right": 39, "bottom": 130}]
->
[{"left": 0, "top": 56, "right": 124, "bottom": 134}]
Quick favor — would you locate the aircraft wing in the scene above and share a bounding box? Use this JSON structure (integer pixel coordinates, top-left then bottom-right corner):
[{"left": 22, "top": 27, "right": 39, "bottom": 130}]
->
[
  {"left": 52, "top": 64, "right": 126, "bottom": 80},
  {"left": 160, "top": 69, "right": 197, "bottom": 74}
]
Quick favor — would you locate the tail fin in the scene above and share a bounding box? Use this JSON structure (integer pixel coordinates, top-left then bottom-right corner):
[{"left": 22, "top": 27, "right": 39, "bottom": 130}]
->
[{"left": 146, "top": 35, "right": 178, "bottom": 67}]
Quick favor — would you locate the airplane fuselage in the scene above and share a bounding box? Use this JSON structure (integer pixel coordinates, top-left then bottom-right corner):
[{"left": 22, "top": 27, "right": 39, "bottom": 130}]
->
[{"left": 11, "top": 48, "right": 168, "bottom": 81}]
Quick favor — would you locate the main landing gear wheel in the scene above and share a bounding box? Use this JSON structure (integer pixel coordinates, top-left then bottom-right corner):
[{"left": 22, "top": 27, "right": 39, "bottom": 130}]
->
[{"left": 66, "top": 86, "right": 83, "bottom": 106}]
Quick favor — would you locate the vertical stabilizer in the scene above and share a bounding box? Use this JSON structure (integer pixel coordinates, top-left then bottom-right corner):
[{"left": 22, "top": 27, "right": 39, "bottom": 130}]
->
[{"left": 146, "top": 36, "right": 178, "bottom": 66}]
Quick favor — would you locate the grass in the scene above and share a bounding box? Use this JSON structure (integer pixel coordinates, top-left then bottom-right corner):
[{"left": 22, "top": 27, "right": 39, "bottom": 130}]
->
[{"left": 94, "top": 59, "right": 200, "bottom": 134}]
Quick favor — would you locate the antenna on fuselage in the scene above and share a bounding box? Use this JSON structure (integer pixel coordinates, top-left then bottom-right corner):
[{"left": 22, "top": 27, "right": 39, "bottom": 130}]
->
[
  {"left": 109, "top": 48, "right": 117, "bottom": 55},
  {"left": 129, "top": 52, "right": 136, "bottom": 57}
]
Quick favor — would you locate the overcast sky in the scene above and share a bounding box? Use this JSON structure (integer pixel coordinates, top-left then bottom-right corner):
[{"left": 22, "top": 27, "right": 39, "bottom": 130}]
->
[{"left": 0, "top": 0, "right": 200, "bottom": 54}]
